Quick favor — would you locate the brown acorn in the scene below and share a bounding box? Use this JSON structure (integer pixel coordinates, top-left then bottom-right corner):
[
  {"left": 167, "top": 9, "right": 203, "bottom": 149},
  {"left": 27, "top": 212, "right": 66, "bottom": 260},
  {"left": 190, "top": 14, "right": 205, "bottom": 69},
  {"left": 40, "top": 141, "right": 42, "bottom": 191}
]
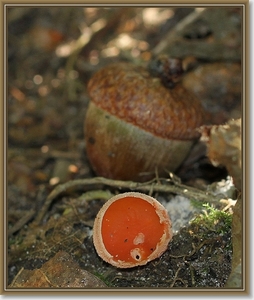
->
[{"left": 84, "top": 59, "right": 205, "bottom": 181}]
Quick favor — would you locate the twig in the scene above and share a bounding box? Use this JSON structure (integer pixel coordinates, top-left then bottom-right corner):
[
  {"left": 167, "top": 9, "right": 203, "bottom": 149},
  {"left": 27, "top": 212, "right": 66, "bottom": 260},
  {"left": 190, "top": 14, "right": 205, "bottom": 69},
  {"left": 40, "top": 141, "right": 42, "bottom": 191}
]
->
[
  {"left": 152, "top": 8, "right": 207, "bottom": 56},
  {"left": 8, "top": 209, "right": 36, "bottom": 236},
  {"left": 170, "top": 266, "right": 187, "bottom": 288},
  {"left": 9, "top": 267, "right": 24, "bottom": 287},
  {"left": 34, "top": 176, "right": 221, "bottom": 225}
]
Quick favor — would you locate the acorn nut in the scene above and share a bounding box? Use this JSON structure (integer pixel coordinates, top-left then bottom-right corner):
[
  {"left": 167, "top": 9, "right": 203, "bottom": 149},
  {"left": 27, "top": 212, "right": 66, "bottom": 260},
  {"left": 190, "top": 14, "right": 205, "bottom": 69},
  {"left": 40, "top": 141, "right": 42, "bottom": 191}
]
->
[{"left": 84, "top": 58, "right": 205, "bottom": 181}]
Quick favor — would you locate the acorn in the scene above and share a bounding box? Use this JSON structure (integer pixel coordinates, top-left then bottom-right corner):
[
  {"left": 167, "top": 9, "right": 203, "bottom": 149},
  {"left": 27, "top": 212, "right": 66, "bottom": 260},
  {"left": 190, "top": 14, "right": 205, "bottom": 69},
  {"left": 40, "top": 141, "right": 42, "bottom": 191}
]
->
[{"left": 84, "top": 57, "right": 205, "bottom": 181}]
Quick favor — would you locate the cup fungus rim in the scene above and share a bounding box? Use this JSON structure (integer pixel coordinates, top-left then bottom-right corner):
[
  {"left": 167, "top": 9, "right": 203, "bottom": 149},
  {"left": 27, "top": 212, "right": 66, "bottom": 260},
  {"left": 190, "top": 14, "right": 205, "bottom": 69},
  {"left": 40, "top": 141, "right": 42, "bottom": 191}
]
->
[{"left": 93, "top": 192, "right": 172, "bottom": 268}]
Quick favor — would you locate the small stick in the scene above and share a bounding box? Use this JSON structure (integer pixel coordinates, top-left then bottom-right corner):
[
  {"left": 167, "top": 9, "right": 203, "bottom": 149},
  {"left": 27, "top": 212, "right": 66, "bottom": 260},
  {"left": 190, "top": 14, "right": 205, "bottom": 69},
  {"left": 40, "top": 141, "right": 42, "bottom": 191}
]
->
[
  {"left": 34, "top": 177, "right": 221, "bottom": 225},
  {"left": 152, "top": 8, "right": 207, "bottom": 55},
  {"left": 8, "top": 209, "right": 36, "bottom": 236}
]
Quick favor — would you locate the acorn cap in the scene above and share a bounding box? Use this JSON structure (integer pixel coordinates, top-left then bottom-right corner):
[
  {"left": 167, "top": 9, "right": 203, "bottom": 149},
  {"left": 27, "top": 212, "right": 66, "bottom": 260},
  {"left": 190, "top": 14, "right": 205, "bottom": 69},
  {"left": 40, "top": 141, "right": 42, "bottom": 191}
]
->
[
  {"left": 93, "top": 192, "right": 172, "bottom": 268},
  {"left": 88, "top": 63, "right": 204, "bottom": 140}
]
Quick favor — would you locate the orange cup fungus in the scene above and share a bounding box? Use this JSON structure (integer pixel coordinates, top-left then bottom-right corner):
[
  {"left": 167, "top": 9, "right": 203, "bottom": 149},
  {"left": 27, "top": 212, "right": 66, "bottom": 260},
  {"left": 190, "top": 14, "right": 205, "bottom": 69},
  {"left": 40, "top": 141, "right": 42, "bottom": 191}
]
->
[{"left": 93, "top": 192, "right": 172, "bottom": 268}]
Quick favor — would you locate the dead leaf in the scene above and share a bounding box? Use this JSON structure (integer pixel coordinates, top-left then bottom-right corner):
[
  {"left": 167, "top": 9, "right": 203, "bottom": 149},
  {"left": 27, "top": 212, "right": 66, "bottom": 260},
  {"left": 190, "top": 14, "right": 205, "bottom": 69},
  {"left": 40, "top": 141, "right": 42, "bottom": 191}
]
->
[
  {"left": 9, "top": 251, "right": 107, "bottom": 288},
  {"left": 200, "top": 118, "right": 241, "bottom": 190}
]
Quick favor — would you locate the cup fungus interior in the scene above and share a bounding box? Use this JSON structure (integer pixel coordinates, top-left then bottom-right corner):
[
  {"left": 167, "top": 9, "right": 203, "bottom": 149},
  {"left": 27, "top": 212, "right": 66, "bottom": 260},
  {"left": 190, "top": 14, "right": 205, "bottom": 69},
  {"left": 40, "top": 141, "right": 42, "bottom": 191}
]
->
[{"left": 93, "top": 192, "right": 172, "bottom": 268}]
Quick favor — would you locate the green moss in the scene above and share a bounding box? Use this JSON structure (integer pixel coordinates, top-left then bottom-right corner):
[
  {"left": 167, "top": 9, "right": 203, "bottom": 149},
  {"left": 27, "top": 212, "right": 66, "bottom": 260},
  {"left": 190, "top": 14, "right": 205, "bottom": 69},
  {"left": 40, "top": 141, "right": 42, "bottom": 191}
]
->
[
  {"left": 191, "top": 203, "right": 232, "bottom": 235},
  {"left": 190, "top": 198, "right": 206, "bottom": 210},
  {"left": 93, "top": 271, "right": 111, "bottom": 287}
]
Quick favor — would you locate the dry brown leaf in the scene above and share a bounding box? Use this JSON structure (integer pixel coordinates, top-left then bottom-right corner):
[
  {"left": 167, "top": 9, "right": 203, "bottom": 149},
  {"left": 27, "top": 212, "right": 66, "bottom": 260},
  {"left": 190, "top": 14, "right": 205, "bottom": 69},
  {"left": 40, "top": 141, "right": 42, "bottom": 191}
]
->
[
  {"left": 200, "top": 118, "right": 241, "bottom": 190},
  {"left": 9, "top": 250, "right": 107, "bottom": 288}
]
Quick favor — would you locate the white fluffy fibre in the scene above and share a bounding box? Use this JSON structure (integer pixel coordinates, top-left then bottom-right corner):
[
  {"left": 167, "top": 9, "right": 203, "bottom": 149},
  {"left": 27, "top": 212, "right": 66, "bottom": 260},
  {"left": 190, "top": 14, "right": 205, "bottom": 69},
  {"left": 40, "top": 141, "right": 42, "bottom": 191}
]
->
[
  {"left": 207, "top": 176, "right": 235, "bottom": 198},
  {"left": 161, "top": 195, "right": 199, "bottom": 234},
  {"left": 160, "top": 176, "right": 236, "bottom": 234}
]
